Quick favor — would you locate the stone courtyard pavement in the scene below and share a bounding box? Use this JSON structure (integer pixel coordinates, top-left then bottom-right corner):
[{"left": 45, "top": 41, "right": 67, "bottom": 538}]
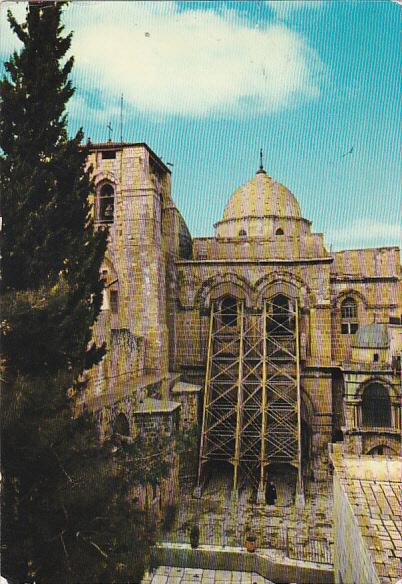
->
[
  {"left": 142, "top": 566, "right": 274, "bottom": 583},
  {"left": 161, "top": 471, "right": 334, "bottom": 566}
]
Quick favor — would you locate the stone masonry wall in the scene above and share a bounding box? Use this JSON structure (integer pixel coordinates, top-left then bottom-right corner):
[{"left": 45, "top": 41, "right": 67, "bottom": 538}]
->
[
  {"left": 330, "top": 247, "right": 401, "bottom": 364},
  {"left": 85, "top": 143, "right": 184, "bottom": 410},
  {"left": 333, "top": 469, "right": 380, "bottom": 584}
]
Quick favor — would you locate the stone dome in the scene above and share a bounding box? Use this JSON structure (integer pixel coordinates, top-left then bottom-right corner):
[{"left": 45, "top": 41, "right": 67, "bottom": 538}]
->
[{"left": 222, "top": 171, "right": 301, "bottom": 222}]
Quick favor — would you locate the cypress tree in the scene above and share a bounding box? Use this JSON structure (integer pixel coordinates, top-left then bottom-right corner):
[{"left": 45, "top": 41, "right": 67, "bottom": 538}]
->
[{"left": 0, "top": 3, "right": 166, "bottom": 582}]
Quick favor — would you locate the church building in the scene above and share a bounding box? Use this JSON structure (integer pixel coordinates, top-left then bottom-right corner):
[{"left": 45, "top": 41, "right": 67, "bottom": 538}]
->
[{"left": 79, "top": 140, "right": 401, "bottom": 509}]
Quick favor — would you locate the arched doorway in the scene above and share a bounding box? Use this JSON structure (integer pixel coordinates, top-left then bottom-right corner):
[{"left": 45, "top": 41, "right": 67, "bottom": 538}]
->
[
  {"left": 201, "top": 459, "right": 234, "bottom": 495},
  {"left": 113, "top": 412, "right": 130, "bottom": 437},
  {"left": 265, "top": 462, "right": 297, "bottom": 506}
]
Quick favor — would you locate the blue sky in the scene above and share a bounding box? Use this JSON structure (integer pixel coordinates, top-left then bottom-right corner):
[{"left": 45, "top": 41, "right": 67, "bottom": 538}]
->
[{"left": 1, "top": 0, "right": 400, "bottom": 249}]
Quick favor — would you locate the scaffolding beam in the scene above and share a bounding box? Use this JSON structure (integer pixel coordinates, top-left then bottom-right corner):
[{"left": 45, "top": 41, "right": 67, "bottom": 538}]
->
[{"left": 257, "top": 300, "right": 268, "bottom": 503}]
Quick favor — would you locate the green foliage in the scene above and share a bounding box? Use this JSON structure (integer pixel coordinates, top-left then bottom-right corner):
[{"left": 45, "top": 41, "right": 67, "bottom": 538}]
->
[
  {"left": 1, "top": 371, "right": 152, "bottom": 582},
  {"left": 1, "top": 1, "right": 106, "bottom": 295},
  {"left": 0, "top": 2, "right": 162, "bottom": 582},
  {"left": 108, "top": 434, "right": 172, "bottom": 489}
]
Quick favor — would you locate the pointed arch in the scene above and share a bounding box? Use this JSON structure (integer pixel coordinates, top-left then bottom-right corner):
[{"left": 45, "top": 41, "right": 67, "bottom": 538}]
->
[
  {"left": 332, "top": 289, "right": 368, "bottom": 309},
  {"left": 355, "top": 376, "right": 397, "bottom": 399},
  {"left": 255, "top": 271, "right": 311, "bottom": 309},
  {"left": 93, "top": 169, "right": 119, "bottom": 188},
  {"left": 93, "top": 173, "right": 118, "bottom": 224},
  {"left": 196, "top": 272, "right": 253, "bottom": 309}
]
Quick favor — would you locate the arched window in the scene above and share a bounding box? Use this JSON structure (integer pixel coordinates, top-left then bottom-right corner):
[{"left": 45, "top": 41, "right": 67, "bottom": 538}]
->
[
  {"left": 98, "top": 183, "right": 115, "bottom": 224},
  {"left": 220, "top": 296, "right": 238, "bottom": 327},
  {"left": 267, "top": 294, "right": 295, "bottom": 336},
  {"left": 341, "top": 297, "right": 358, "bottom": 335},
  {"left": 272, "top": 294, "right": 289, "bottom": 316},
  {"left": 113, "top": 412, "right": 130, "bottom": 436},
  {"left": 341, "top": 298, "right": 357, "bottom": 319},
  {"left": 239, "top": 229, "right": 247, "bottom": 237},
  {"left": 362, "top": 383, "right": 391, "bottom": 428},
  {"left": 276, "top": 228, "right": 284, "bottom": 236}
]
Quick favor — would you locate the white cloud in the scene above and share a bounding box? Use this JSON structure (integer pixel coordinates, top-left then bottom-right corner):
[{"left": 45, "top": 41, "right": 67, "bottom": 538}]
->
[
  {"left": 69, "top": 3, "right": 320, "bottom": 115},
  {"left": 328, "top": 218, "right": 401, "bottom": 250},
  {"left": 266, "top": 1, "right": 323, "bottom": 20},
  {"left": 68, "top": 2, "right": 322, "bottom": 117},
  {"left": 1, "top": 2, "right": 323, "bottom": 117}
]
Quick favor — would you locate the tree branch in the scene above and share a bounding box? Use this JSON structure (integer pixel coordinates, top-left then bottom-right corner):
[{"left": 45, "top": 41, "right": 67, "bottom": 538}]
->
[
  {"left": 50, "top": 446, "right": 74, "bottom": 484},
  {"left": 60, "top": 532, "right": 73, "bottom": 573},
  {"left": 76, "top": 531, "right": 109, "bottom": 559}
]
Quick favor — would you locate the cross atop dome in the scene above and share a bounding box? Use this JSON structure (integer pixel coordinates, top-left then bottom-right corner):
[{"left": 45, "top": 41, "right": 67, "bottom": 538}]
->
[{"left": 256, "top": 147, "right": 266, "bottom": 175}]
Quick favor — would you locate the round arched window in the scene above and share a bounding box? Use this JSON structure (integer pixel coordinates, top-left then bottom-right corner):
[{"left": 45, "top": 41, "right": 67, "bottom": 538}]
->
[
  {"left": 276, "top": 228, "right": 284, "bottom": 236},
  {"left": 239, "top": 229, "right": 247, "bottom": 237}
]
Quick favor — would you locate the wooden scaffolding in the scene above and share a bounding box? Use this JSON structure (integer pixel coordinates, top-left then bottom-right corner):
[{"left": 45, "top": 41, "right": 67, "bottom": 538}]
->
[{"left": 195, "top": 295, "right": 303, "bottom": 500}]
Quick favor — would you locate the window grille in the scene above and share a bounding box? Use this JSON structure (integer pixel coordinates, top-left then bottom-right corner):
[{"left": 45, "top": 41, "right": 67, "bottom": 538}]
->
[
  {"left": 341, "top": 298, "right": 358, "bottom": 334},
  {"left": 341, "top": 298, "right": 357, "bottom": 319}
]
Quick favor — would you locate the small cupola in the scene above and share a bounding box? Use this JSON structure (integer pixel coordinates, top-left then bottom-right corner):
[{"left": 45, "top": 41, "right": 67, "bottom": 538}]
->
[{"left": 351, "top": 323, "right": 390, "bottom": 365}]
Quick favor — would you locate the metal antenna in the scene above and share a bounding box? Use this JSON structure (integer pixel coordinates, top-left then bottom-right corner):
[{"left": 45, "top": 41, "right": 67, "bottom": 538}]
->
[
  {"left": 120, "top": 94, "right": 123, "bottom": 144},
  {"left": 107, "top": 122, "right": 113, "bottom": 142}
]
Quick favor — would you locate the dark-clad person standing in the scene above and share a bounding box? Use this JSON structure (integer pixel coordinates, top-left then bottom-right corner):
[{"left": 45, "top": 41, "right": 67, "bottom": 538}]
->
[{"left": 265, "top": 480, "right": 277, "bottom": 505}]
